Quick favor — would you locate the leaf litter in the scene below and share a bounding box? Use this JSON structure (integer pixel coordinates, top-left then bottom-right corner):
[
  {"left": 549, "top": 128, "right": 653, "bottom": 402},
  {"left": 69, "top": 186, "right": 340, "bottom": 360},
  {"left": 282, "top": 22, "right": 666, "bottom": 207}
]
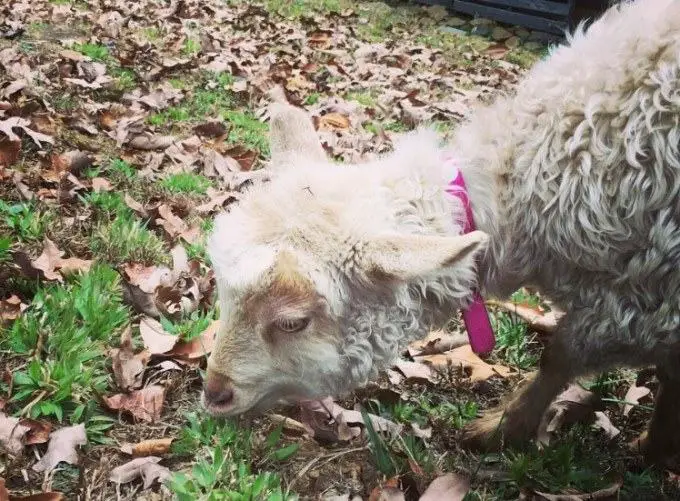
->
[{"left": 0, "top": 0, "right": 666, "bottom": 498}]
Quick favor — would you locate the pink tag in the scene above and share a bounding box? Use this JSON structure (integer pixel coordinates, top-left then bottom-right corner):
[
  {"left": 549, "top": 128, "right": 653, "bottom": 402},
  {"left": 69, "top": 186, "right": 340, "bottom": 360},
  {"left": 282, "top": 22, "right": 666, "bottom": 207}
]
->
[{"left": 444, "top": 155, "right": 495, "bottom": 356}]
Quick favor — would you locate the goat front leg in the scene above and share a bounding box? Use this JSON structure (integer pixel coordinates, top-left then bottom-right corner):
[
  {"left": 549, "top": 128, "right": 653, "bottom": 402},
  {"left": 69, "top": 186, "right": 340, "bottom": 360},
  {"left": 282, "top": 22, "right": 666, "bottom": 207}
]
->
[
  {"left": 638, "top": 353, "right": 680, "bottom": 469},
  {"left": 461, "top": 338, "right": 571, "bottom": 451},
  {"left": 462, "top": 305, "right": 632, "bottom": 452}
]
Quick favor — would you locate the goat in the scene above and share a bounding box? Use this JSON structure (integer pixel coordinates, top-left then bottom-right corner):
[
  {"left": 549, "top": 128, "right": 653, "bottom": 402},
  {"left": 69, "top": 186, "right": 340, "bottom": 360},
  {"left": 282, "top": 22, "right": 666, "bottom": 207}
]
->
[{"left": 203, "top": 0, "right": 680, "bottom": 465}]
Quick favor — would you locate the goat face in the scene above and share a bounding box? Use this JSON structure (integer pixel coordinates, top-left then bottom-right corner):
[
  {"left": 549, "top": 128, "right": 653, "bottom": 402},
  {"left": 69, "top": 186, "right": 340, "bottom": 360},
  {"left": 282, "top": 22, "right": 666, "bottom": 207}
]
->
[{"left": 202, "top": 103, "right": 487, "bottom": 416}]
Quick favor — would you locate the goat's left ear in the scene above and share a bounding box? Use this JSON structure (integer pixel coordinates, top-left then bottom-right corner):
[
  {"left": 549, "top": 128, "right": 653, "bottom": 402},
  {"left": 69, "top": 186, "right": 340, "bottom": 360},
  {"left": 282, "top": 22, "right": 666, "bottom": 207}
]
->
[{"left": 363, "top": 230, "right": 488, "bottom": 281}]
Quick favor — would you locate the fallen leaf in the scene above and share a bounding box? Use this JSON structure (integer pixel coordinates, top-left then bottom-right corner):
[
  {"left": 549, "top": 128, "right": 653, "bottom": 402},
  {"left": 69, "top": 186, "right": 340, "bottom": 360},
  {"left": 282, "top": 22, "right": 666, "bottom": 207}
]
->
[
  {"left": 0, "top": 412, "right": 30, "bottom": 454},
  {"left": 420, "top": 473, "right": 470, "bottom": 501},
  {"left": 411, "top": 422, "right": 432, "bottom": 440},
  {"left": 30, "top": 238, "right": 64, "bottom": 282},
  {"left": 120, "top": 438, "right": 173, "bottom": 457},
  {"left": 392, "top": 360, "right": 433, "bottom": 383},
  {"left": 104, "top": 385, "right": 166, "bottom": 422},
  {"left": 532, "top": 478, "right": 622, "bottom": 500},
  {"left": 537, "top": 384, "right": 600, "bottom": 445},
  {"left": 19, "top": 418, "right": 51, "bottom": 445},
  {"left": 318, "top": 112, "right": 350, "bottom": 131},
  {"left": 622, "top": 384, "right": 651, "bottom": 417},
  {"left": 415, "top": 344, "right": 512, "bottom": 382},
  {"left": 593, "top": 411, "right": 620, "bottom": 440},
  {"left": 166, "top": 320, "right": 218, "bottom": 360},
  {"left": 32, "top": 423, "right": 87, "bottom": 472},
  {"left": 490, "top": 300, "right": 564, "bottom": 334},
  {"left": 0, "top": 295, "right": 27, "bottom": 322},
  {"left": 368, "top": 478, "right": 403, "bottom": 501},
  {"left": 91, "top": 177, "right": 112, "bottom": 193},
  {"left": 10, "top": 493, "right": 65, "bottom": 501},
  {"left": 194, "top": 121, "right": 228, "bottom": 138},
  {"left": 407, "top": 330, "right": 468, "bottom": 357},
  {"left": 0, "top": 138, "right": 20, "bottom": 167},
  {"left": 139, "top": 317, "right": 177, "bottom": 355},
  {"left": 111, "top": 326, "right": 150, "bottom": 391},
  {"left": 0, "top": 117, "right": 54, "bottom": 148},
  {"left": 109, "top": 456, "right": 171, "bottom": 489},
  {"left": 122, "top": 264, "right": 172, "bottom": 294},
  {"left": 127, "top": 134, "right": 175, "bottom": 150}
]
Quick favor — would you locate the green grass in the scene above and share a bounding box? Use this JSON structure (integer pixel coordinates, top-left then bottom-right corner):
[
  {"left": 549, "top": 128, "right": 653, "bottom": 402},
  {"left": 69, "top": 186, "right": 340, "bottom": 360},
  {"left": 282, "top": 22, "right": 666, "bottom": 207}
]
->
[
  {"left": 264, "top": 0, "right": 350, "bottom": 19},
  {"left": 161, "top": 172, "right": 213, "bottom": 195},
  {"left": 147, "top": 73, "right": 234, "bottom": 127},
  {"left": 168, "top": 413, "right": 298, "bottom": 500},
  {"left": 90, "top": 214, "right": 166, "bottom": 264},
  {"left": 82, "top": 191, "right": 133, "bottom": 220},
  {"left": 345, "top": 90, "right": 378, "bottom": 107},
  {"left": 110, "top": 67, "right": 137, "bottom": 92},
  {"left": 224, "top": 110, "right": 269, "bottom": 154},
  {"left": 493, "top": 312, "right": 539, "bottom": 370},
  {"left": 0, "top": 236, "right": 10, "bottom": 264},
  {"left": 72, "top": 42, "right": 110, "bottom": 61},
  {"left": 182, "top": 38, "right": 201, "bottom": 56},
  {"left": 0, "top": 201, "right": 54, "bottom": 242},
  {"left": 3, "top": 265, "right": 126, "bottom": 440},
  {"left": 160, "top": 309, "right": 215, "bottom": 341}
]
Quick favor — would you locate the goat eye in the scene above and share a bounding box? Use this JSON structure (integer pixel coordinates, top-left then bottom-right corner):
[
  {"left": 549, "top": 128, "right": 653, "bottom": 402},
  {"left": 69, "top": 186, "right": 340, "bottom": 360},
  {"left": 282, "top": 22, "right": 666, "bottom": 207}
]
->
[{"left": 275, "top": 317, "right": 310, "bottom": 333}]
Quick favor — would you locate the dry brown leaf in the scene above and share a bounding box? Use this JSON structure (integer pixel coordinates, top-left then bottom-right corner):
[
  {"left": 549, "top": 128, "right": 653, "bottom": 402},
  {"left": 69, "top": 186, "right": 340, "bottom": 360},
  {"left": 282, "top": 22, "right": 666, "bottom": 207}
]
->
[
  {"left": 407, "top": 331, "right": 468, "bottom": 357},
  {"left": 122, "top": 264, "right": 172, "bottom": 294},
  {"left": 415, "top": 344, "right": 512, "bottom": 382},
  {"left": 111, "top": 326, "right": 150, "bottom": 391},
  {"left": 194, "top": 121, "right": 228, "bottom": 139},
  {"left": 411, "top": 422, "right": 432, "bottom": 440},
  {"left": 127, "top": 134, "right": 175, "bottom": 150},
  {"left": 19, "top": 419, "right": 51, "bottom": 445},
  {"left": 0, "top": 117, "right": 54, "bottom": 148},
  {"left": 491, "top": 300, "right": 564, "bottom": 334},
  {"left": 368, "top": 478, "right": 402, "bottom": 501},
  {"left": 392, "top": 360, "right": 433, "bottom": 383},
  {"left": 104, "top": 385, "right": 166, "bottom": 423},
  {"left": 0, "top": 138, "right": 20, "bottom": 167},
  {"left": 593, "top": 411, "right": 620, "bottom": 440},
  {"left": 91, "top": 177, "right": 113, "bottom": 193},
  {"left": 420, "top": 473, "right": 470, "bottom": 501},
  {"left": 57, "top": 257, "right": 92, "bottom": 276},
  {"left": 120, "top": 438, "right": 173, "bottom": 457},
  {"left": 622, "top": 384, "right": 651, "bottom": 417},
  {"left": 139, "top": 317, "right": 177, "bottom": 355},
  {"left": 0, "top": 413, "right": 30, "bottom": 454},
  {"left": 109, "top": 456, "right": 171, "bottom": 488},
  {"left": 4, "top": 490, "right": 64, "bottom": 501},
  {"left": 532, "top": 478, "right": 622, "bottom": 500},
  {"left": 537, "top": 384, "right": 599, "bottom": 445},
  {"left": 166, "top": 320, "right": 218, "bottom": 360},
  {"left": 30, "top": 238, "right": 64, "bottom": 282},
  {"left": 0, "top": 295, "right": 27, "bottom": 322},
  {"left": 318, "top": 112, "right": 350, "bottom": 131},
  {"left": 32, "top": 423, "right": 87, "bottom": 472}
]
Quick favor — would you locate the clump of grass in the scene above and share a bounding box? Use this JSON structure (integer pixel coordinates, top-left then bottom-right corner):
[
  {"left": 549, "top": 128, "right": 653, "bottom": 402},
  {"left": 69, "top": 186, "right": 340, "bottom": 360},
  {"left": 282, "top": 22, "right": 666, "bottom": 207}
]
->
[
  {"left": 224, "top": 110, "right": 269, "bottom": 154},
  {"left": 82, "top": 191, "right": 133, "bottom": 220},
  {"left": 0, "top": 201, "right": 55, "bottom": 242},
  {"left": 160, "top": 309, "right": 215, "bottom": 341},
  {"left": 4, "top": 265, "right": 127, "bottom": 435},
  {"left": 181, "top": 38, "right": 201, "bottom": 56},
  {"left": 161, "top": 172, "right": 213, "bottom": 195},
  {"left": 90, "top": 214, "right": 166, "bottom": 264},
  {"left": 0, "top": 237, "right": 10, "bottom": 264},
  {"left": 493, "top": 312, "right": 539, "bottom": 370},
  {"left": 72, "top": 42, "right": 110, "bottom": 61},
  {"left": 168, "top": 413, "right": 298, "bottom": 500}
]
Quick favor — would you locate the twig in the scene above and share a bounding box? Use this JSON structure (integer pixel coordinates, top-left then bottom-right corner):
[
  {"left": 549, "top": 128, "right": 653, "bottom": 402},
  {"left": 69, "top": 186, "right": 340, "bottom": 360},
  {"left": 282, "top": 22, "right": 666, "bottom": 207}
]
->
[{"left": 287, "top": 446, "right": 368, "bottom": 492}]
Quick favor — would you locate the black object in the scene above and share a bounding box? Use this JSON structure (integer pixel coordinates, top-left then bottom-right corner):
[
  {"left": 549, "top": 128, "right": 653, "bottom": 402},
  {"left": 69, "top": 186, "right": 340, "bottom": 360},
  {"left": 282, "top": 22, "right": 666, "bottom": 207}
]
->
[{"left": 417, "top": 0, "right": 613, "bottom": 35}]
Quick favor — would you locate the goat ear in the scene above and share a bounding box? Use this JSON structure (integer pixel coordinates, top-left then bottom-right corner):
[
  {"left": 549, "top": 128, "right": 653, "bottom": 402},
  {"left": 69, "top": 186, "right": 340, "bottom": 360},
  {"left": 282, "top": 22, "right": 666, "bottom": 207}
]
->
[
  {"left": 269, "top": 102, "right": 327, "bottom": 168},
  {"left": 364, "top": 230, "right": 488, "bottom": 281}
]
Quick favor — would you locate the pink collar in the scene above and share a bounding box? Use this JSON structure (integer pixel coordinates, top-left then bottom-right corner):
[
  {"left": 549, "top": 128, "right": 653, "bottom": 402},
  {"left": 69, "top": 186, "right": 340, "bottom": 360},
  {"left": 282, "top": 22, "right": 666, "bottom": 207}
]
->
[{"left": 443, "top": 154, "right": 495, "bottom": 356}]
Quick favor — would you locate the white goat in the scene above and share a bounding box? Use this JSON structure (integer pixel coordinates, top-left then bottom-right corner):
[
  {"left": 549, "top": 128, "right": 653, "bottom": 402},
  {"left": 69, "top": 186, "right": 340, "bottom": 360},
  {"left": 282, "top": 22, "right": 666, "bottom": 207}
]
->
[{"left": 203, "top": 0, "right": 680, "bottom": 466}]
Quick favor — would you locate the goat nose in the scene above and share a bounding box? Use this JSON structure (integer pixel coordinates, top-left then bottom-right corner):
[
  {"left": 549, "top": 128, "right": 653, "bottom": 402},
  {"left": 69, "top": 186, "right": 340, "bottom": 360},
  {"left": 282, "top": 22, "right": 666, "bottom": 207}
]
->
[{"left": 203, "top": 372, "right": 234, "bottom": 407}]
